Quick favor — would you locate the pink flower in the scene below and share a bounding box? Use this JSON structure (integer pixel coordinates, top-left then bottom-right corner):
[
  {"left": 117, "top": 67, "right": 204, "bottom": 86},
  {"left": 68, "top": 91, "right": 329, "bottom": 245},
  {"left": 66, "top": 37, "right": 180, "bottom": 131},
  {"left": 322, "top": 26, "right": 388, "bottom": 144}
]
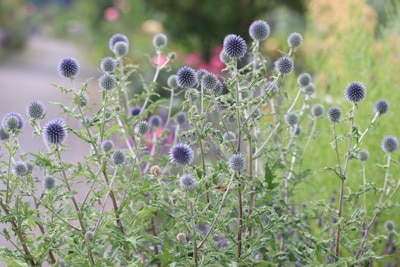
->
[
  {"left": 153, "top": 54, "right": 168, "bottom": 66},
  {"left": 104, "top": 7, "right": 119, "bottom": 22}
]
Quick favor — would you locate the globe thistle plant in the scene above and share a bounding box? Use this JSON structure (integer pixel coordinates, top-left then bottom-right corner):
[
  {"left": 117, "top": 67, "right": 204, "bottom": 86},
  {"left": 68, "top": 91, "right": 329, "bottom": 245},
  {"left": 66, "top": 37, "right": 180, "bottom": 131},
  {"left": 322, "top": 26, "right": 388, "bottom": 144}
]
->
[
  {"left": 100, "top": 57, "right": 117, "bottom": 73},
  {"left": 135, "top": 120, "right": 151, "bottom": 135},
  {"left": 57, "top": 57, "right": 80, "bottom": 78},
  {"left": 223, "top": 131, "right": 236, "bottom": 142},
  {"left": 131, "top": 106, "right": 142, "bottom": 116},
  {"left": 301, "top": 83, "right": 316, "bottom": 95},
  {"left": 219, "top": 49, "right": 233, "bottom": 64},
  {"left": 384, "top": 220, "right": 395, "bottom": 233},
  {"left": 345, "top": 81, "right": 366, "bottom": 103},
  {"left": 223, "top": 34, "right": 247, "bottom": 58},
  {"left": 228, "top": 153, "right": 246, "bottom": 171},
  {"left": 2, "top": 112, "right": 24, "bottom": 133},
  {"left": 85, "top": 231, "right": 94, "bottom": 241},
  {"left": 101, "top": 139, "right": 114, "bottom": 152},
  {"left": 201, "top": 72, "right": 219, "bottom": 92},
  {"left": 249, "top": 20, "right": 270, "bottom": 42},
  {"left": 109, "top": 33, "right": 129, "bottom": 51},
  {"left": 285, "top": 111, "right": 299, "bottom": 126},
  {"left": 43, "top": 119, "right": 67, "bottom": 144},
  {"left": 374, "top": 99, "right": 389, "bottom": 115},
  {"left": 43, "top": 176, "right": 56, "bottom": 190},
  {"left": 26, "top": 100, "right": 45, "bottom": 119},
  {"left": 176, "top": 66, "right": 197, "bottom": 88},
  {"left": 13, "top": 162, "right": 28, "bottom": 177},
  {"left": 186, "top": 88, "right": 200, "bottom": 101},
  {"left": 0, "top": 127, "right": 10, "bottom": 140},
  {"left": 113, "top": 41, "right": 129, "bottom": 57},
  {"left": 174, "top": 112, "right": 187, "bottom": 125},
  {"left": 358, "top": 149, "right": 369, "bottom": 162},
  {"left": 149, "top": 115, "right": 163, "bottom": 128},
  {"left": 167, "top": 75, "right": 179, "bottom": 89},
  {"left": 170, "top": 143, "right": 194, "bottom": 165},
  {"left": 327, "top": 107, "right": 342, "bottom": 123},
  {"left": 297, "top": 73, "right": 312, "bottom": 87},
  {"left": 287, "top": 32, "right": 303, "bottom": 48},
  {"left": 274, "top": 56, "right": 294, "bottom": 75},
  {"left": 152, "top": 33, "right": 168, "bottom": 49},
  {"left": 112, "top": 149, "right": 126, "bottom": 165},
  {"left": 381, "top": 136, "right": 399, "bottom": 154},
  {"left": 179, "top": 173, "right": 197, "bottom": 191},
  {"left": 99, "top": 73, "right": 116, "bottom": 90},
  {"left": 311, "top": 104, "right": 324, "bottom": 118}
]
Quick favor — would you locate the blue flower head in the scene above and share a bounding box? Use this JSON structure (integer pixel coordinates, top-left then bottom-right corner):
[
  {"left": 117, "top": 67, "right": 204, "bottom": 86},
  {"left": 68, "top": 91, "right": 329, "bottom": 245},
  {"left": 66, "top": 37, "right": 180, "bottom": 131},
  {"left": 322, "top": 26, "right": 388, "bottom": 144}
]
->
[
  {"left": 297, "top": 73, "right": 312, "bottom": 87},
  {"left": 109, "top": 33, "right": 129, "bottom": 51},
  {"left": 131, "top": 106, "right": 142, "bottom": 116},
  {"left": 112, "top": 149, "right": 126, "bottom": 165},
  {"left": 327, "top": 107, "right": 342, "bottom": 123},
  {"left": 135, "top": 120, "right": 151, "bottom": 135},
  {"left": 101, "top": 140, "right": 114, "bottom": 152},
  {"left": 249, "top": 20, "right": 270, "bottom": 41},
  {"left": 99, "top": 73, "right": 116, "bottom": 90},
  {"left": 201, "top": 72, "right": 219, "bottom": 92},
  {"left": 223, "top": 34, "right": 247, "bottom": 58},
  {"left": 58, "top": 57, "right": 80, "bottom": 78},
  {"left": 374, "top": 99, "right": 389, "bottom": 115},
  {"left": 149, "top": 115, "right": 163, "bottom": 128},
  {"left": 43, "top": 176, "right": 56, "bottom": 190},
  {"left": 170, "top": 143, "right": 194, "bottom": 165},
  {"left": 179, "top": 173, "right": 197, "bottom": 191},
  {"left": 43, "top": 119, "right": 67, "bottom": 144},
  {"left": 274, "top": 56, "right": 294, "bottom": 75},
  {"left": 167, "top": 75, "right": 179, "bottom": 89},
  {"left": 287, "top": 32, "right": 303, "bottom": 48},
  {"left": 100, "top": 57, "right": 117, "bottom": 73},
  {"left": 26, "top": 100, "right": 45, "bottom": 119},
  {"left": 176, "top": 66, "right": 197, "bottom": 88},
  {"left": 382, "top": 136, "right": 398, "bottom": 154},
  {"left": 174, "top": 112, "right": 187, "bottom": 125},
  {"left": 2, "top": 112, "right": 24, "bottom": 133},
  {"left": 345, "top": 82, "right": 366, "bottom": 103},
  {"left": 113, "top": 41, "right": 129, "bottom": 57},
  {"left": 13, "top": 162, "right": 28, "bottom": 177},
  {"left": 228, "top": 153, "right": 246, "bottom": 171},
  {"left": 152, "top": 33, "right": 168, "bottom": 49}
]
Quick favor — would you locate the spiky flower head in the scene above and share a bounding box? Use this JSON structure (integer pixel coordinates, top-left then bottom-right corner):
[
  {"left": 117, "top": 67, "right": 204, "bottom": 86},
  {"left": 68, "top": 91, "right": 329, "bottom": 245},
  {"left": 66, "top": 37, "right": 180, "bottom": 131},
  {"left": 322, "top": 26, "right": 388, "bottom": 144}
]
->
[
  {"left": 2, "top": 112, "right": 24, "bottom": 133},
  {"left": 358, "top": 149, "right": 369, "bottom": 162},
  {"left": 223, "top": 34, "right": 247, "bottom": 58},
  {"left": 249, "top": 20, "right": 270, "bottom": 41},
  {"left": 57, "top": 57, "right": 80, "bottom": 78},
  {"left": 223, "top": 131, "right": 236, "bottom": 142},
  {"left": 112, "top": 149, "right": 126, "bottom": 165},
  {"left": 186, "top": 88, "right": 200, "bottom": 101},
  {"left": 177, "top": 66, "right": 197, "bottom": 88},
  {"left": 179, "top": 173, "right": 197, "bottom": 191},
  {"left": 274, "top": 56, "right": 294, "bottom": 75},
  {"left": 381, "top": 136, "right": 398, "bottom": 154},
  {"left": 149, "top": 115, "right": 163, "bottom": 128},
  {"left": 213, "top": 80, "right": 224, "bottom": 95},
  {"left": 201, "top": 72, "right": 219, "bottom": 92},
  {"left": 297, "top": 72, "right": 312, "bottom": 87},
  {"left": 0, "top": 127, "right": 10, "bottom": 141},
  {"left": 100, "top": 57, "right": 117, "bottom": 73},
  {"left": 327, "top": 106, "right": 342, "bottom": 123},
  {"left": 374, "top": 99, "right": 389, "bottom": 115},
  {"left": 311, "top": 104, "right": 324, "bottom": 118},
  {"left": 174, "top": 112, "right": 187, "bottom": 125},
  {"left": 384, "top": 220, "right": 395, "bottom": 233},
  {"left": 43, "top": 176, "right": 56, "bottom": 190},
  {"left": 196, "top": 69, "right": 208, "bottom": 82},
  {"left": 43, "top": 119, "right": 67, "bottom": 144},
  {"left": 228, "top": 153, "right": 246, "bottom": 171},
  {"left": 301, "top": 83, "right": 316, "bottom": 95},
  {"left": 99, "top": 73, "right": 116, "bottom": 90},
  {"left": 287, "top": 32, "right": 303, "bottom": 48},
  {"left": 219, "top": 49, "right": 233, "bottom": 64},
  {"left": 131, "top": 106, "right": 142, "bottom": 116},
  {"left": 152, "top": 33, "right": 168, "bottom": 49},
  {"left": 135, "top": 120, "right": 151, "bottom": 135},
  {"left": 113, "top": 41, "right": 129, "bottom": 57},
  {"left": 170, "top": 143, "right": 194, "bottom": 165},
  {"left": 77, "top": 94, "right": 88, "bottom": 107},
  {"left": 109, "top": 33, "right": 129, "bottom": 51},
  {"left": 101, "top": 139, "right": 114, "bottom": 152},
  {"left": 26, "top": 100, "right": 45, "bottom": 119},
  {"left": 345, "top": 81, "right": 366, "bottom": 103},
  {"left": 285, "top": 111, "right": 299, "bottom": 126},
  {"left": 85, "top": 231, "right": 94, "bottom": 241},
  {"left": 13, "top": 162, "right": 28, "bottom": 177},
  {"left": 167, "top": 75, "right": 179, "bottom": 89},
  {"left": 150, "top": 165, "right": 161, "bottom": 176}
]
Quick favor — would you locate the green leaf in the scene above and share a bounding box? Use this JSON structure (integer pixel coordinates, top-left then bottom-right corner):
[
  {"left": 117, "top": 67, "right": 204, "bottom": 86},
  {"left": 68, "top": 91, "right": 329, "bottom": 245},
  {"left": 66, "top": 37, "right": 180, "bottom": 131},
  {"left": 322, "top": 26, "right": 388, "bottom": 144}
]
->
[{"left": 264, "top": 163, "right": 278, "bottom": 190}]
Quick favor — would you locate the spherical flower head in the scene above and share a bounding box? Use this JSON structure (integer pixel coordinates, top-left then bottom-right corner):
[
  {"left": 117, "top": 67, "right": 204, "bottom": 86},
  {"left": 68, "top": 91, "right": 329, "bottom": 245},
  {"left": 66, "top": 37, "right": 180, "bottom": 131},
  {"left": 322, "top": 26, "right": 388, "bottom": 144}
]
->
[
  {"left": 131, "top": 106, "right": 142, "bottom": 116},
  {"left": 58, "top": 57, "right": 80, "bottom": 78},
  {"left": 327, "top": 106, "right": 342, "bottom": 123},
  {"left": 358, "top": 149, "right": 369, "bottom": 162},
  {"left": 374, "top": 99, "right": 389, "bottom": 115},
  {"left": 0, "top": 127, "right": 10, "bottom": 141},
  {"left": 345, "top": 81, "right": 366, "bottom": 103},
  {"left": 186, "top": 88, "right": 200, "bottom": 101},
  {"left": 135, "top": 120, "right": 151, "bottom": 135},
  {"left": 176, "top": 66, "right": 197, "bottom": 88},
  {"left": 101, "top": 139, "right": 114, "bottom": 152},
  {"left": 384, "top": 220, "right": 395, "bottom": 233},
  {"left": 196, "top": 69, "right": 208, "bottom": 82},
  {"left": 2, "top": 112, "right": 24, "bottom": 133},
  {"left": 294, "top": 125, "right": 302, "bottom": 135},
  {"left": 85, "top": 231, "right": 94, "bottom": 241},
  {"left": 99, "top": 73, "right": 116, "bottom": 90},
  {"left": 287, "top": 32, "right": 303, "bottom": 48},
  {"left": 152, "top": 33, "right": 168, "bottom": 49},
  {"left": 149, "top": 115, "right": 163, "bottom": 128},
  {"left": 223, "top": 34, "right": 247, "bottom": 58},
  {"left": 100, "top": 57, "right": 117, "bottom": 73},
  {"left": 285, "top": 111, "right": 299, "bottom": 126},
  {"left": 201, "top": 72, "right": 219, "bottom": 92},
  {"left": 43, "top": 119, "right": 67, "bottom": 144},
  {"left": 275, "top": 56, "right": 294, "bottom": 75},
  {"left": 167, "top": 75, "right": 179, "bottom": 89},
  {"left": 168, "top": 52, "right": 176, "bottom": 61},
  {"left": 223, "top": 131, "right": 236, "bottom": 142},
  {"left": 26, "top": 100, "right": 45, "bottom": 119},
  {"left": 79, "top": 94, "right": 89, "bottom": 107},
  {"left": 212, "top": 80, "right": 224, "bottom": 95},
  {"left": 381, "top": 136, "right": 399, "bottom": 154},
  {"left": 170, "top": 143, "right": 194, "bottom": 165},
  {"left": 13, "top": 162, "right": 28, "bottom": 177},
  {"left": 174, "top": 112, "right": 187, "bottom": 125},
  {"left": 176, "top": 232, "right": 187, "bottom": 243},
  {"left": 249, "top": 20, "right": 270, "bottom": 41},
  {"left": 113, "top": 41, "right": 129, "bottom": 57},
  {"left": 301, "top": 83, "right": 316, "bottom": 95},
  {"left": 297, "top": 72, "right": 312, "bottom": 87},
  {"left": 179, "top": 173, "right": 197, "bottom": 191},
  {"left": 228, "top": 153, "right": 246, "bottom": 171},
  {"left": 109, "top": 33, "right": 129, "bottom": 51},
  {"left": 112, "top": 149, "right": 126, "bottom": 165},
  {"left": 311, "top": 104, "right": 324, "bottom": 118},
  {"left": 150, "top": 165, "right": 161, "bottom": 176},
  {"left": 43, "top": 176, "right": 56, "bottom": 190},
  {"left": 219, "top": 49, "right": 233, "bottom": 64}
]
